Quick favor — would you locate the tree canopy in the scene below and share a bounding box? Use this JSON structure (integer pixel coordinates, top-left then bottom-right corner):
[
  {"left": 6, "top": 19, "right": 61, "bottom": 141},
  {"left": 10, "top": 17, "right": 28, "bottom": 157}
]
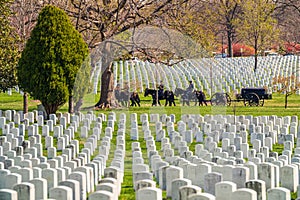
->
[
  {"left": 17, "top": 5, "right": 89, "bottom": 115},
  {"left": 237, "top": 0, "right": 279, "bottom": 71},
  {"left": 8, "top": 0, "right": 300, "bottom": 110},
  {"left": 0, "top": 0, "right": 20, "bottom": 92}
]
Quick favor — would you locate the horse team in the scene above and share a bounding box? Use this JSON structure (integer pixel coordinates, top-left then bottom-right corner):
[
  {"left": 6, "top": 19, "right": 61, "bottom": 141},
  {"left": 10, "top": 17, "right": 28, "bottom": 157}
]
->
[{"left": 115, "top": 87, "right": 208, "bottom": 107}]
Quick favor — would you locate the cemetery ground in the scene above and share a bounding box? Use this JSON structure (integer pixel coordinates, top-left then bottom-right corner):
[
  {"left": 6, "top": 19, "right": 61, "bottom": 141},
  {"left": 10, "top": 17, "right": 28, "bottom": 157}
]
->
[
  {"left": 1, "top": 92, "right": 300, "bottom": 118},
  {"left": 0, "top": 91, "right": 300, "bottom": 199}
]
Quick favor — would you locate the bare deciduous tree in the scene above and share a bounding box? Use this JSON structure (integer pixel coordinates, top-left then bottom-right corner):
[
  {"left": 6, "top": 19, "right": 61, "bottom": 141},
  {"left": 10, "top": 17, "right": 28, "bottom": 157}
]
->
[
  {"left": 58, "top": 0, "right": 192, "bottom": 109},
  {"left": 274, "top": 0, "right": 300, "bottom": 51},
  {"left": 273, "top": 75, "right": 300, "bottom": 108},
  {"left": 10, "top": 0, "right": 44, "bottom": 113},
  {"left": 237, "top": 0, "right": 279, "bottom": 71}
]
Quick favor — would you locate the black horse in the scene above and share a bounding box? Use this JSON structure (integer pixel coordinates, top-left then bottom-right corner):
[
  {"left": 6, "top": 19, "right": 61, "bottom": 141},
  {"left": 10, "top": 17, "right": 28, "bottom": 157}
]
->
[
  {"left": 195, "top": 91, "right": 208, "bottom": 106},
  {"left": 174, "top": 88, "right": 207, "bottom": 106},
  {"left": 115, "top": 90, "right": 141, "bottom": 107},
  {"left": 144, "top": 88, "right": 176, "bottom": 106},
  {"left": 144, "top": 88, "right": 164, "bottom": 106},
  {"left": 115, "top": 90, "right": 130, "bottom": 106},
  {"left": 164, "top": 90, "right": 176, "bottom": 106},
  {"left": 174, "top": 88, "right": 197, "bottom": 106},
  {"left": 130, "top": 92, "right": 141, "bottom": 107}
]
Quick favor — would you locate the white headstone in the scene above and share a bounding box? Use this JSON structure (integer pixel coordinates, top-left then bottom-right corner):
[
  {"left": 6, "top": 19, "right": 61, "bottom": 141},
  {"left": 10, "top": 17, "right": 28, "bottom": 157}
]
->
[
  {"left": 280, "top": 165, "right": 298, "bottom": 192},
  {"left": 13, "top": 182, "right": 35, "bottom": 200},
  {"left": 68, "top": 171, "right": 87, "bottom": 200},
  {"left": 267, "top": 187, "right": 290, "bottom": 200},
  {"left": 179, "top": 185, "right": 202, "bottom": 200},
  {"left": 95, "top": 183, "right": 117, "bottom": 199},
  {"left": 4, "top": 173, "right": 22, "bottom": 189},
  {"left": 188, "top": 193, "right": 216, "bottom": 200},
  {"left": 136, "top": 187, "right": 162, "bottom": 200},
  {"left": 42, "top": 168, "right": 58, "bottom": 191},
  {"left": 49, "top": 186, "right": 73, "bottom": 200},
  {"left": 58, "top": 179, "right": 80, "bottom": 200},
  {"left": 0, "top": 189, "right": 18, "bottom": 200},
  {"left": 166, "top": 166, "right": 183, "bottom": 197},
  {"left": 171, "top": 178, "right": 191, "bottom": 200},
  {"left": 232, "top": 167, "right": 250, "bottom": 188},
  {"left": 232, "top": 188, "right": 257, "bottom": 200},
  {"left": 80, "top": 126, "right": 88, "bottom": 138},
  {"left": 29, "top": 178, "right": 47, "bottom": 200},
  {"left": 245, "top": 180, "right": 266, "bottom": 200},
  {"left": 88, "top": 190, "right": 114, "bottom": 200},
  {"left": 215, "top": 181, "right": 237, "bottom": 200},
  {"left": 257, "top": 163, "right": 275, "bottom": 189},
  {"left": 204, "top": 172, "right": 223, "bottom": 195},
  {"left": 135, "top": 179, "right": 156, "bottom": 192}
]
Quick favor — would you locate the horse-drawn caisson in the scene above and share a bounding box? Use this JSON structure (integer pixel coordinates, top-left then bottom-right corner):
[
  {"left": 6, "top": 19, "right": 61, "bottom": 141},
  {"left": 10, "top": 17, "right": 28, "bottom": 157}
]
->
[
  {"left": 143, "top": 87, "right": 272, "bottom": 107},
  {"left": 209, "top": 88, "right": 272, "bottom": 106},
  {"left": 116, "top": 82, "right": 272, "bottom": 107}
]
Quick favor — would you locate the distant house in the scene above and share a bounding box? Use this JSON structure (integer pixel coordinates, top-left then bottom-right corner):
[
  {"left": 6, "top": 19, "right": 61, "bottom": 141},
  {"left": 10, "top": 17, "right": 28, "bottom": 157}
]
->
[
  {"left": 213, "top": 53, "right": 227, "bottom": 58},
  {"left": 264, "top": 50, "right": 280, "bottom": 56}
]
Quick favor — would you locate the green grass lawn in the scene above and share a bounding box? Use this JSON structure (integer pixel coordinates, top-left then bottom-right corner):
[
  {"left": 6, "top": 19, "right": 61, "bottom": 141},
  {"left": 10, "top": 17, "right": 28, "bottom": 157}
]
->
[
  {"left": 1, "top": 91, "right": 299, "bottom": 118},
  {"left": 0, "top": 91, "right": 299, "bottom": 199}
]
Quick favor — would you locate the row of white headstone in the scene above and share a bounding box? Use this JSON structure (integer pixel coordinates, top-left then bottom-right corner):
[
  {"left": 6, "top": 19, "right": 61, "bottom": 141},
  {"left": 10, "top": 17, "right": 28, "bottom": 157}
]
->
[
  {"left": 4, "top": 56, "right": 299, "bottom": 98},
  {"left": 1, "top": 109, "right": 300, "bottom": 199},
  {"left": 127, "top": 113, "right": 300, "bottom": 200},
  {"left": 91, "top": 56, "right": 300, "bottom": 96},
  {"left": 0, "top": 109, "right": 129, "bottom": 200}
]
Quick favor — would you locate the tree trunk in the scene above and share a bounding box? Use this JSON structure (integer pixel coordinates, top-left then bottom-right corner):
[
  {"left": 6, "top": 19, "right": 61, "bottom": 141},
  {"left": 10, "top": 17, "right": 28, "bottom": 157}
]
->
[
  {"left": 95, "top": 63, "right": 117, "bottom": 109},
  {"left": 74, "top": 98, "right": 83, "bottom": 112},
  {"left": 254, "top": 54, "right": 258, "bottom": 72},
  {"left": 68, "top": 95, "right": 74, "bottom": 114},
  {"left": 254, "top": 41, "right": 258, "bottom": 72},
  {"left": 285, "top": 93, "right": 288, "bottom": 109},
  {"left": 43, "top": 103, "right": 59, "bottom": 116},
  {"left": 23, "top": 92, "right": 28, "bottom": 114},
  {"left": 227, "top": 30, "right": 233, "bottom": 57}
]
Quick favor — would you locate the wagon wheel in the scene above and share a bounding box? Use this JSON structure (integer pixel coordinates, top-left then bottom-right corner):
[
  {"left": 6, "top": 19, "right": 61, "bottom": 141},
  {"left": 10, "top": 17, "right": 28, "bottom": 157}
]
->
[
  {"left": 259, "top": 98, "right": 265, "bottom": 106},
  {"left": 210, "top": 93, "right": 219, "bottom": 106},
  {"left": 211, "top": 93, "right": 231, "bottom": 106},
  {"left": 244, "top": 93, "right": 260, "bottom": 106}
]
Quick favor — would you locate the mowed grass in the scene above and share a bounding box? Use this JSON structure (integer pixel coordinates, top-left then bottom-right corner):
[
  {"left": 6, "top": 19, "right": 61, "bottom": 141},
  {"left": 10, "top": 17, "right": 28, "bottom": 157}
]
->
[
  {"left": 0, "top": 91, "right": 299, "bottom": 199},
  {"left": 1, "top": 91, "right": 299, "bottom": 118}
]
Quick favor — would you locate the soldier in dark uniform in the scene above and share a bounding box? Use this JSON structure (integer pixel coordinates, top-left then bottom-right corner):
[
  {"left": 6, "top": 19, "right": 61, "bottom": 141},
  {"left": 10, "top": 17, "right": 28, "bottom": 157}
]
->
[{"left": 130, "top": 92, "right": 141, "bottom": 107}]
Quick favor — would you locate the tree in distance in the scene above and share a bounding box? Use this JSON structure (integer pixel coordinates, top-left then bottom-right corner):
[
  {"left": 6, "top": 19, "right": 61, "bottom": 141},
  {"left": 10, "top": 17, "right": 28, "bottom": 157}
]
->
[
  {"left": 17, "top": 5, "right": 89, "bottom": 116},
  {"left": 0, "top": 0, "right": 20, "bottom": 93},
  {"left": 273, "top": 75, "right": 300, "bottom": 108}
]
